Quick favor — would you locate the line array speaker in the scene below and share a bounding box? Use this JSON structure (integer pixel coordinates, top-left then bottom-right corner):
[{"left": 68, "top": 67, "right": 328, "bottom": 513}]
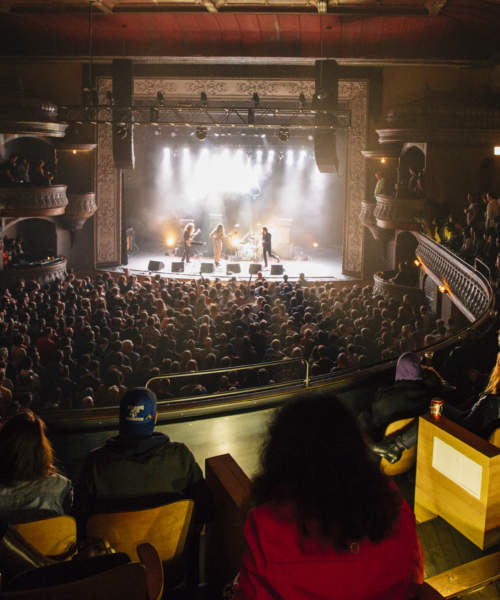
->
[
  {"left": 112, "top": 59, "right": 135, "bottom": 170},
  {"left": 314, "top": 60, "right": 339, "bottom": 174}
]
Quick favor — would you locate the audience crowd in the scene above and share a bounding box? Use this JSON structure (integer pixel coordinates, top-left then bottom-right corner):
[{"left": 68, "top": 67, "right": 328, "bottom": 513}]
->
[
  {"left": 0, "top": 267, "right": 458, "bottom": 415},
  {"left": 1, "top": 154, "right": 54, "bottom": 187}
]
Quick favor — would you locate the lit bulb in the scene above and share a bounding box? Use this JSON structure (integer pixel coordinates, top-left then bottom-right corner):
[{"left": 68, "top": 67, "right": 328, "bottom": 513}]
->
[
  {"left": 167, "top": 237, "right": 175, "bottom": 246},
  {"left": 312, "top": 242, "right": 318, "bottom": 248},
  {"left": 381, "top": 158, "right": 385, "bottom": 163},
  {"left": 73, "top": 150, "right": 77, "bottom": 154},
  {"left": 414, "top": 259, "right": 420, "bottom": 266}
]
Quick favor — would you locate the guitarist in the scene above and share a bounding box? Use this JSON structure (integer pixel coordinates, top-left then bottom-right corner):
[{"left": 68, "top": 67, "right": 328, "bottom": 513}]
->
[
  {"left": 210, "top": 223, "right": 237, "bottom": 267},
  {"left": 182, "top": 222, "right": 198, "bottom": 264}
]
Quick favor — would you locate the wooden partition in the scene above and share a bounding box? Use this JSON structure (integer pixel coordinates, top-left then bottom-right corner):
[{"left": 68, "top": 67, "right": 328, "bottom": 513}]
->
[
  {"left": 205, "top": 453, "right": 251, "bottom": 588},
  {"left": 415, "top": 415, "right": 500, "bottom": 550}
]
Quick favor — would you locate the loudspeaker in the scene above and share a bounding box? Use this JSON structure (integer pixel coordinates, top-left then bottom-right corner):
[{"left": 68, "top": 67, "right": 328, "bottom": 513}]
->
[
  {"left": 271, "top": 265, "right": 284, "bottom": 275},
  {"left": 314, "top": 130, "right": 339, "bottom": 174},
  {"left": 201, "top": 263, "right": 214, "bottom": 273},
  {"left": 227, "top": 263, "right": 241, "bottom": 274},
  {"left": 172, "top": 262, "right": 184, "bottom": 273},
  {"left": 314, "top": 60, "right": 339, "bottom": 174},
  {"left": 314, "top": 59, "right": 339, "bottom": 113},
  {"left": 112, "top": 59, "right": 135, "bottom": 170},
  {"left": 148, "top": 260, "right": 165, "bottom": 271},
  {"left": 249, "top": 264, "right": 262, "bottom": 275}
]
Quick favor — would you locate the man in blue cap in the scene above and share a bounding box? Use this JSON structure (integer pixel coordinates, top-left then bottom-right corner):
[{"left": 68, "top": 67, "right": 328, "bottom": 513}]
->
[{"left": 73, "top": 387, "right": 215, "bottom": 543}]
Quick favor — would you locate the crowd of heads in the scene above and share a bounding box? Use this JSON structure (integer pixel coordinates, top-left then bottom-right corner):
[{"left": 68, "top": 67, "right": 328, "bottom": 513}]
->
[{"left": 0, "top": 268, "right": 453, "bottom": 415}]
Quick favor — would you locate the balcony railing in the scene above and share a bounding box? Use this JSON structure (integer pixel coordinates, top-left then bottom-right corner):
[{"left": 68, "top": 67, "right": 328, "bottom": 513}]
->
[
  {"left": 374, "top": 194, "right": 425, "bottom": 231},
  {"left": 373, "top": 270, "right": 424, "bottom": 306},
  {"left": 0, "top": 185, "right": 68, "bottom": 217},
  {"left": 360, "top": 200, "right": 392, "bottom": 240}
]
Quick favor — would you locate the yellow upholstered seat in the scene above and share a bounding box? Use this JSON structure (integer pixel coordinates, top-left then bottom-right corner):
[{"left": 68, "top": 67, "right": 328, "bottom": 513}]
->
[
  {"left": 13, "top": 515, "right": 77, "bottom": 560},
  {"left": 380, "top": 417, "right": 417, "bottom": 477}
]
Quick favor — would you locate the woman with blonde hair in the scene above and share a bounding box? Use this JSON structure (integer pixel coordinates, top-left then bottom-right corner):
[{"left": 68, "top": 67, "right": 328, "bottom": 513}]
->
[
  {"left": 0, "top": 410, "right": 73, "bottom": 522},
  {"left": 210, "top": 223, "right": 226, "bottom": 267}
]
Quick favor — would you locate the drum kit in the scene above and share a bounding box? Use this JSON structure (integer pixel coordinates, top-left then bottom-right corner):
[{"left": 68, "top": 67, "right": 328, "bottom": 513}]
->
[{"left": 234, "top": 229, "right": 263, "bottom": 261}]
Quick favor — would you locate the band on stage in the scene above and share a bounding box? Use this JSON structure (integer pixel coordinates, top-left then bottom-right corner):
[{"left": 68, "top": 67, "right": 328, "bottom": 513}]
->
[{"left": 182, "top": 221, "right": 280, "bottom": 269}]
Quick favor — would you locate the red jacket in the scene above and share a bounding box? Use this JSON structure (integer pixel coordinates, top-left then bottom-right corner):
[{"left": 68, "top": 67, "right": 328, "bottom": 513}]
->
[{"left": 234, "top": 494, "right": 423, "bottom": 600}]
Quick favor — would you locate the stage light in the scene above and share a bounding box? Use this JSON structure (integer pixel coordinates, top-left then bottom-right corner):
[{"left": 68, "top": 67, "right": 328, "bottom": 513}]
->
[
  {"left": 200, "top": 91, "right": 208, "bottom": 107},
  {"left": 196, "top": 127, "right": 208, "bottom": 141},
  {"left": 116, "top": 125, "right": 127, "bottom": 140},
  {"left": 154, "top": 127, "right": 161, "bottom": 136},
  {"left": 73, "top": 150, "right": 77, "bottom": 154},
  {"left": 279, "top": 127, "right": 290, "bottom": 142},
  {"left": 171, "top": 132, "right": 176, "bottom": 137},
  {"left": 308, "top": 135, "right": 314, "bottom": 141},
  {"left": 495, "top": 147, "right": 500, "bottom": 156},
  {"left": 313, "top": 242, "right": 318, "bottom": 247},
  {"left": 173, "top": 149, "right": 179, "bottom": 157},
  {"left": 260, "top": 134, "right": 266, "bottom": 138},
  {"left": 299, "top": 93, "right": 306, "bottom": 109},
  {"left": 279, "top": 151, "right": 284, "bottom": 160},
  {"left": 252, "top": 92, "right": 260, "bottom": 108},
  {"left": 231, "top": 235, "right": 240, "bottom": 246},
  {"left": 381, "top": 158, "right": 386, "bottom": 163},
  {"left": 167, "top": 237, "right": 175, "bottom": 246},
  {"left": 156, "top": 91, "right": 164, "bottom": 106},
  {"left": 246, "top": 149, "right": 253, "bottom": 158}
]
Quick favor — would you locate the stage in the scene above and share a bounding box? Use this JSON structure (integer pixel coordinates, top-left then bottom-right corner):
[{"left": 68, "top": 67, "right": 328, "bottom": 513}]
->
[{"left": 111, "top": 238, "right": 354, "bottom": 282}]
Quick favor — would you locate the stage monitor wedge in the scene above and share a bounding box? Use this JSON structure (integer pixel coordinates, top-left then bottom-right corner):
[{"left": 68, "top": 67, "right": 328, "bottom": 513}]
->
[
  {"left": 112, "top": 59, "right": 135, "bottom": 170},
  {"left": 148, "top": 260, "right": 165, "bottom": 272},
  {"left": 201, "top": 263, "right": 214, "bottom": 273},
  {"left": 249, "top": 264, "right": 262, "bottom": 275},
  {"left": 227, "top": 263, "right": 241, "bottom": 274},
  {"left": 172, "top": 262, "right": 184, "bottom": 273},
  {"left": 271, "top": 265, "right": 284, "bottom": 275}
]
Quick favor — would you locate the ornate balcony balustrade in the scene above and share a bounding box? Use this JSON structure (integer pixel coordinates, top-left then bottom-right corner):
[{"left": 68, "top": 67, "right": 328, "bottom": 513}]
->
[
  {"left": 416, "top": 234, "right": 491, "bottom": 321},
  {"left": 373, "top": 270, "right": 424, "bottom": 306},
  {"left": 0, "top": 258, "right": 67, "bottom": 287},
  {"left": 0, "top": 185, "right": 68, "bottom": 217},
  {"left": 374, "top": 194, "right": 425, "bottom": 231},
  {"left": 65, "top": 193, "right": 97, "bottom": 231},
  {"left": 359, "top": 201, "right": 392, "bottom": 240}
]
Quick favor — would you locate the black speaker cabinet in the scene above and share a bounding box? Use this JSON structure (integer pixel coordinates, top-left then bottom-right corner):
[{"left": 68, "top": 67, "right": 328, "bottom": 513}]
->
[
  {"left": 314, "top": 130, "right": 339, "bottom": 174},
  {"left": 172, "top": 262, "right": 184, "bottom": 273},
  {"left": 148, "top": 260, "right": 165, "bottom": 271},
  {"left": 249, "top": 264, "right": 262, "bottom": 275},
  {"left": 271, "top": 265, "right": 284, "bottom": 275},
  {"left": 314, "top": 59, "right": 339, "bottom": 113},
  {"left": 227, "top": 263, "right": 241, "bottom": 274},
  {"left": 112, "top": 59, "right": 135, "bottom": 170},
  {"left": 201, "top": 263, "right": 214, "bottom": 273}
]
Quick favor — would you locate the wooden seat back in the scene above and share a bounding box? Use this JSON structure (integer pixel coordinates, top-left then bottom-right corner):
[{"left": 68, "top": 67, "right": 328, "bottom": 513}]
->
[
  {"left": 86, "top": 500, "right": 194, "bottom": 585},
  {"left": 489, "top": 427, "right": 500, "bottom": 448},
  {"left": 13, "top": 515, "right": 77, "bottom": 559},
  {"left": 380, "top": 417, "right": 417, "bottom": 476},
  {"left": 0, "top": 563, "right": 148, "bottom": 600}
]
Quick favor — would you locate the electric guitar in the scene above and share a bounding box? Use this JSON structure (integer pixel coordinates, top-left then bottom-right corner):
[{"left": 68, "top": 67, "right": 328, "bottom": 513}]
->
[{"left": 186, "top": 229, "right": 201, "bottom": 246}]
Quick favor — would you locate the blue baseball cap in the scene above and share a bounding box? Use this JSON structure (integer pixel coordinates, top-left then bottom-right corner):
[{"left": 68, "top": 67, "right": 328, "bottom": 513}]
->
[{"left": 119, "top": 387, "right": 157, "bottom": 437}]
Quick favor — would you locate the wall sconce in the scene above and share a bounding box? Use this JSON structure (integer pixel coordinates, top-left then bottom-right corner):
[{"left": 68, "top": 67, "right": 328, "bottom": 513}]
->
[
  {"left": 381, "top": 158, "right": 386, "bottom": 163},
  {"left": 439, "top": 285, "right": 446, "bottom": 294},
  {"left": 414, "top": 259, "right": 420, "bottom": 267}
]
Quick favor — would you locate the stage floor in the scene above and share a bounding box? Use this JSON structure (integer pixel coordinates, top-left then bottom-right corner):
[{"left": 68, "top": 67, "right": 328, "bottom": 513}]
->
[{"left": 112, "top": 240, "right": 353, "bottom": 282}]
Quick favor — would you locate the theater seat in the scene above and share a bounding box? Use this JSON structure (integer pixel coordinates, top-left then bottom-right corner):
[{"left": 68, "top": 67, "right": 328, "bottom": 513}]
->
[
  {"left": 86, "top": 499, "right": 194, "bottom": 586},
  {"left": 0, "top": 562, "right": 148, "bottom": 600},
  {"left": 380, "top": 418, "right": 417, "bottom": 477},
  {"left": 13, "top": 515, "right": 77, "bottom": 560}
]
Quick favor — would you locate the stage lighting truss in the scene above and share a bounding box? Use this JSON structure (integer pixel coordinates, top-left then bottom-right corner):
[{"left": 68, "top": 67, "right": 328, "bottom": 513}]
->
[{"left": 59, "top": 104, "right": 350, "bottom": 131}]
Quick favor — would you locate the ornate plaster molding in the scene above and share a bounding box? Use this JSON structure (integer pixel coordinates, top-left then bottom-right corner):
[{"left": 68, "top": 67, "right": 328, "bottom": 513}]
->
[{"left": 0, "top": 185, "right": 68, "bottom": 217}]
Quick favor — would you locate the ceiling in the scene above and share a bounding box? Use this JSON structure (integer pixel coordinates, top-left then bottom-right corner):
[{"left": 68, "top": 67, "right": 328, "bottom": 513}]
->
[{"left": 0, "top": 0, "right": 499, "bottom": 63}]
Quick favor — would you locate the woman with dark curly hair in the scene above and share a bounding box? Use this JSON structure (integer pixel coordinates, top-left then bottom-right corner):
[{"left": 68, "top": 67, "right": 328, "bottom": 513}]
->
[{"left": 233, "top": 392, "right": 423, "bottom": 600}]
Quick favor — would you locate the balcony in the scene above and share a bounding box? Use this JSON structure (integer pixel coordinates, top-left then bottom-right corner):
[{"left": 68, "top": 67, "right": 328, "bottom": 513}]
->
[
  {"left": 373, "top": 194, "right": 425, "bottom": 231},
  {"left": 0, "top": 185, "right": 68, "bottom": 217},
  {"left": 373, "top": 270, "right": 424, "bottom": 306},
  {"left": 359, "top": 201, "right": 392, "bottom": 240},
  {"left": 0, "top": 257, "right": 67, "bottom": 287}
]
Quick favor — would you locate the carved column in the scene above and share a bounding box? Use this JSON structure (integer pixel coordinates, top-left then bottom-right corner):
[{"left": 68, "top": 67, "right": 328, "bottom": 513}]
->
[
  {"left": 95, "top": 77, "right": 121, "bottom": 267},
  {"left": 340, "top": 81, "right": 368, "bottom": 278}
]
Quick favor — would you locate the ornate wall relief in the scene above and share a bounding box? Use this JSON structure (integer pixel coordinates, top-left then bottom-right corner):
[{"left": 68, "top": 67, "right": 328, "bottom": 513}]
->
[
  {"left": 96, "top": 77, "right": 367, "bottom": 275},
  {"left": 96, "top": 77, "right": 121, "bottom": 266}
]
